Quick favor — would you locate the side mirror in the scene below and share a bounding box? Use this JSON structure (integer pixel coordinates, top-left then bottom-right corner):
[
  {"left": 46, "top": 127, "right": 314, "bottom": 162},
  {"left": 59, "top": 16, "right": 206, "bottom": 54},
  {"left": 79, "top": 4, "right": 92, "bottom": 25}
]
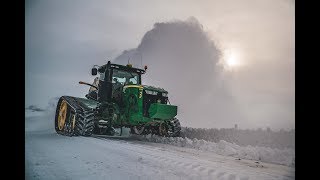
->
[{"left": 91, "top": 68, "right": 97, "bottom": 76}]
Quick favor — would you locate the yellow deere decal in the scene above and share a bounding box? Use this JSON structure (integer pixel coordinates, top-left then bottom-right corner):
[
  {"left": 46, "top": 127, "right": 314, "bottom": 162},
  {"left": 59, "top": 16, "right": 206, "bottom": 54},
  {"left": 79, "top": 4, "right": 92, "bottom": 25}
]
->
[
  {"left": 124, "top": 85, "right": 143, "bottom": 89},
  {"left": 123, "top": 85, "right": 143, "bottom": 92}
]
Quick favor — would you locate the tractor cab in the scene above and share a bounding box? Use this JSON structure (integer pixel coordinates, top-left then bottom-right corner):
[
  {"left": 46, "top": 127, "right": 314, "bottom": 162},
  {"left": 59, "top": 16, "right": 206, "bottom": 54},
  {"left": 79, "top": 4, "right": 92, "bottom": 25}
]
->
[
  {"left": 87, "top": 61, "right": 146, "bottom": 104},
  {"left": 110, "top": 67, "right": 141, "bottom": 104}
]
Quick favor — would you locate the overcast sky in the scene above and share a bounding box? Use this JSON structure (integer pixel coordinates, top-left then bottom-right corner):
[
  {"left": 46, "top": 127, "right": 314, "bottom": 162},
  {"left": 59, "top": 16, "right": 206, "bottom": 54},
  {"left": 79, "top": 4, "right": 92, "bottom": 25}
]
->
[{"left": 25, "top": 0, "right": 294, "bottom": 130}]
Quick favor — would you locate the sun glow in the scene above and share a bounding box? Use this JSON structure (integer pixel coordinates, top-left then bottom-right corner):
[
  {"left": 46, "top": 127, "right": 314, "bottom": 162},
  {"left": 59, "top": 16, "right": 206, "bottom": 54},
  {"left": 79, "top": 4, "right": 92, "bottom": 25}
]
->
[
  {"left": 222, "top": 49, "right": 242, "bottom": 70},
  {"left": 226, "top": 53, "right": 238, "bottom": 66},
  {"left": 225, "top": 51, "right": 239, "bottom": 67}
]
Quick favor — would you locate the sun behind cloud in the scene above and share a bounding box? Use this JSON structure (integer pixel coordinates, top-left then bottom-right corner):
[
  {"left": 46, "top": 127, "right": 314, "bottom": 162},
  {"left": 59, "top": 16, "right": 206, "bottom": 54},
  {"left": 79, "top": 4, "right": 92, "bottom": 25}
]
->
[
  {"left": 222, "top": 49, "right": 243, "bottom": 70},
  {"left": 226, "top": 52, "right": 238, "bottom": 66}
]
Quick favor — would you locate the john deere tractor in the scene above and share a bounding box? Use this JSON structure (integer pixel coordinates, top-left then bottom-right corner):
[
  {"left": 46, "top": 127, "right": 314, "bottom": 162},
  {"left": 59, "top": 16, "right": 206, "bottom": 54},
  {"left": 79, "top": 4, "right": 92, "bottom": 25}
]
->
[{"left": 55, "top": 61, "right": 181, "bottom": 137}]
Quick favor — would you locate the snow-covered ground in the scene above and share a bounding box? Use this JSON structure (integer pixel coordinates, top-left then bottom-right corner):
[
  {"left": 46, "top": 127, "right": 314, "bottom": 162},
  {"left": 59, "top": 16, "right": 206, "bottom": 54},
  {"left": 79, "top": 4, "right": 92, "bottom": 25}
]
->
[
  {"left": 25, "top": 109, "right": 295, "bottom": 180},
  {"left": 132, "top": 135, "right": 294, "bottom": 167}
]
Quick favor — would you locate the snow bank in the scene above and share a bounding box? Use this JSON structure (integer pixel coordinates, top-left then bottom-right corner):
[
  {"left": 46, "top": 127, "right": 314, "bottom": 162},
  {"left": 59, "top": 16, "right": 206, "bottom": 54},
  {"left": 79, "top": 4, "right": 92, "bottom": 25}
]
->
[
  {"left": 133, "top": 134, "right": 295, "bottom": 167},
  {"left": 181, "top": 127, "right": 295, "bottom": 149}
]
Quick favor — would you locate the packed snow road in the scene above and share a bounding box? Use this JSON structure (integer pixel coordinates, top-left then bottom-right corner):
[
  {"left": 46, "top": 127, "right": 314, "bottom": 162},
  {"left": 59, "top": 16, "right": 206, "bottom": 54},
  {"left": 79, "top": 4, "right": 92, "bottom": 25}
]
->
[{"left": 25, "top": 111, "right": 294, "bottom": 180}]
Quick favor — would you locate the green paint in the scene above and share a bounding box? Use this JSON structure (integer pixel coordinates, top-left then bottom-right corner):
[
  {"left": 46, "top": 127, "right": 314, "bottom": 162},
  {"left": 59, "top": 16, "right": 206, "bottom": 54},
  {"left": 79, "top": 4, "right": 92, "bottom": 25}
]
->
[{"left": 148, "top": 103, "right": 177, "bottom": 120}]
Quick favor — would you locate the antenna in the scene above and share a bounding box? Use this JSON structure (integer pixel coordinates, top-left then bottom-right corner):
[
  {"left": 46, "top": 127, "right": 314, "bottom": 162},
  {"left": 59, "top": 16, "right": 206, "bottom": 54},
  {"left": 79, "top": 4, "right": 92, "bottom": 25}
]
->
[
  {"left": 140, "top": 52, "right": 143, "bottom": 68},
  {"left": 128, "top": 57, "right": 130, "bottom": 64}
]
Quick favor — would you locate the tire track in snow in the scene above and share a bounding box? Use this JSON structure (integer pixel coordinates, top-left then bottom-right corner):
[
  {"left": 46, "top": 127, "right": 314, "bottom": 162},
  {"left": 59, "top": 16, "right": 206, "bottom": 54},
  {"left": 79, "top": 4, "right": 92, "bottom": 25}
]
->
[{"left": 90, "top": 136, "right": 252, "bottom": 180}]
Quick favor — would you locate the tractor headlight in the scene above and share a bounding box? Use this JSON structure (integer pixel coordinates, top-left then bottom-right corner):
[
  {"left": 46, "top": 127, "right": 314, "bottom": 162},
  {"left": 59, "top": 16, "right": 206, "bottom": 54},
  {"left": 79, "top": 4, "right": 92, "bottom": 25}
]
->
[
  {"left": 162, "top": 93, "right": 168, "bottom": 97},
  {"left": 145, "top": 90, "right": 158, "bottom": 95}
]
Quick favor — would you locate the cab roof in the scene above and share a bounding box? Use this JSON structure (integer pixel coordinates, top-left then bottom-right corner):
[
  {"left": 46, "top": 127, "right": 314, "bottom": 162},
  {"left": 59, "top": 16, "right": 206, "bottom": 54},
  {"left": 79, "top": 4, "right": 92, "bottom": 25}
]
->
[{"left": 98, "top": 62, "right": 146, "bottom": 74}]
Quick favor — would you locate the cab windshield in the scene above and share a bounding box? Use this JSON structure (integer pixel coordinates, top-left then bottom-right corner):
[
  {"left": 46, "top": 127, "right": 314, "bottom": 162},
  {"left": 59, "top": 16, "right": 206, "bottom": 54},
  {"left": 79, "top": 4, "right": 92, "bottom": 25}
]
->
[{"left": 112, "top": 69, "right": 141, "bottom": 85}]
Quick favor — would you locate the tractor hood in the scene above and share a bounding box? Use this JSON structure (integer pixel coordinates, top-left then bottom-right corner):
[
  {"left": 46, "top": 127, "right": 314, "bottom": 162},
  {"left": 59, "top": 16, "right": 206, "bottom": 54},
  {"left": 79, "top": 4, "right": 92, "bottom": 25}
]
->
[
  {"left": 142, "top": 85, "right": 168, "bottom": 93},
  {"left": 123, "top": 85, "right": 168, "bottom": 94}
]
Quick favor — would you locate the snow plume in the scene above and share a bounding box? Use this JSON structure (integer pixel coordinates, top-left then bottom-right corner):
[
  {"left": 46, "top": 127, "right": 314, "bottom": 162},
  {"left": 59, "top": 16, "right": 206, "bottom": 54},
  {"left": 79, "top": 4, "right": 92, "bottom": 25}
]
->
[
  {"left": 25, "top": 105, "right": 45, "bottom": 112},
  {"left": 45, "top": 96, "right": 60, "bottom": 118},
  {"left": 134, "top": 135, "right": 295, "bottom": 167},
  {"left": 25, "top": 97, "right": 60, "bottom": 132},
  {"left": 114, "top": 17, "right": 245, "bottom": 128}
]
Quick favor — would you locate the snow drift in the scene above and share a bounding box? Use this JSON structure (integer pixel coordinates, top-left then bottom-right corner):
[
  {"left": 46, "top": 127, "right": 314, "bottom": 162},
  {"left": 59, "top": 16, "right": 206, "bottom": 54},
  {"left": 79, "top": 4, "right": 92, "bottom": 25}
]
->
[
  {"left": 181, "top": 127, "right": 295, "bottom": 149},
  {"left": 133, "top": 134, "right": 295, "bottom": 167}
]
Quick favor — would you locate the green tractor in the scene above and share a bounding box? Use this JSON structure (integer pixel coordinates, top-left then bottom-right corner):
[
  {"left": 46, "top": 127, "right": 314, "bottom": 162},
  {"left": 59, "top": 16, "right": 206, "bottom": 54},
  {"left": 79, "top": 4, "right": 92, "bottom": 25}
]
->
[{"left": 55, "top": 61, "right": 181, "bottom": 137}]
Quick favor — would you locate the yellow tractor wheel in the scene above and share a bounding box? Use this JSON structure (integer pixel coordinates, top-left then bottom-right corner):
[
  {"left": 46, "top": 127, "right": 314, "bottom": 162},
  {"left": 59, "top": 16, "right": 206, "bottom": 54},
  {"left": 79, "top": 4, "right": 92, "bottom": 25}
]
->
[{"left": 57, "top": 100, "right": 68, "bottom": 131}]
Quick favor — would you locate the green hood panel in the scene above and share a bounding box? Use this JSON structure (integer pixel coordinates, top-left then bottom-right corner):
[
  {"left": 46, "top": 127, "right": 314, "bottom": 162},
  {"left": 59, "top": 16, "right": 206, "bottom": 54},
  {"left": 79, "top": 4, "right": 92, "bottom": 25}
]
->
[
  {"left": 122, "top": 85, "right": 168, "bottom": 94},
  {"left": 148, "top": 103, "right": 177, "bottom": 120},
  {"left": 142, "top": 85, "right": 168, "bottom": 93}
]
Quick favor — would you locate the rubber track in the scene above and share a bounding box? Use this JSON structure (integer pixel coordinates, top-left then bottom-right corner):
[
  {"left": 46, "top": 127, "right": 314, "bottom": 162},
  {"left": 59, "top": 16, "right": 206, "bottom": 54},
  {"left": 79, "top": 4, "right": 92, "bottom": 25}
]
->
[
  {"left": 169, "top": 118, "right": 181, "bottom": 137},
  {"left": 56, "top": 96, "right": 95, "bottom": 136}
]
